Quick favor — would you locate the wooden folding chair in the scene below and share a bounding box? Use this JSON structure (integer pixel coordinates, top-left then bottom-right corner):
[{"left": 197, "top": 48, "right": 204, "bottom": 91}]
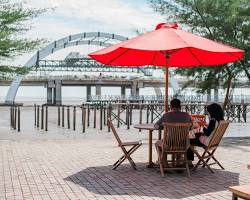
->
[
  {"left": 107, "top": 118, "right": 142, "bottom": 170},
  {"left": 157, "top": 122, "right": 192, "bottom": 177},
  {"left": 191, "top": 120, "right": 229, "bottom": 173}
]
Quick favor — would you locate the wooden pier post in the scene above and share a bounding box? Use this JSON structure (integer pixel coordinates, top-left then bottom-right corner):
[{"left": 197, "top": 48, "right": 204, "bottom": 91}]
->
[
  {"left": 73, "top": 106, "right": 76, "bottom": 131},
  {"left": 237, "top": 105, "right": 241, "bottom": 123},
  {"left": 117, "top": 104, "right": 120, "bottom": 128},
  {"left": 93, "top": 105, "right": 96, "bottom": 128},
  {"left": 37, "top": 105, "right": 40, "bottom": 128},
  {"left": 82, "top": 107, "right": 86, "bottom": 133},
  {"left": 62, "top": 106, "right": 65, "bottom": 127},
  {"left": 58, "top": 106, "right": 60, "bottom": 126},
  {"left": 146, "top": 104, "right": 149, "bottom": 124},
  {"left": 129, "top": 104, "right": 133, "bottom": 125},
  {"left": 243, "top": 104, "right": 247, "bottom": 122},
  {"left": 87, "top": 104, "right": 90, "bottom": 127},
  {"left": 126, "top": 104, "right": 130, "bottom": 130},
  {"left": 107, "top": 103, "right": 112, "bottom": 132},
  {"left": 151, "top": 105, "right": 154, "bottom": 123},
  {"left": 103, "top": 107, "right": 106, "bottom": 126},
  {"left": 67, "top": 106, "right": 70, "bottom": 129},
  {"left": 34, "top": 104, "right": 37, "bottom": 127},
  {"left": 100, "top": 105, "right": 103, "bottom": 130},
  {"left": 17, "top": 106, "right": 20, "bottom": 132},
  {"left": 10, "top": 106, "right": 13, "bottom": 129},
  {"left": 14, "top": 106, "right": 17, "bottom": 130},
  {"left": 139, "top": 104, "right": 142, "bottom": 132},
  {"left": 45, "top": 106, "right": 48, "bottom": 131},
  {"left": 41, "top": 106, "right": 44, "bottom": 130}
]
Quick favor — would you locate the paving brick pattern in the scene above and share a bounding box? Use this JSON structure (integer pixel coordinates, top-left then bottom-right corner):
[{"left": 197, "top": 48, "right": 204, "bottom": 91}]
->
[{"left": 0, "top": 135, "right": 250, "bottom": 200}]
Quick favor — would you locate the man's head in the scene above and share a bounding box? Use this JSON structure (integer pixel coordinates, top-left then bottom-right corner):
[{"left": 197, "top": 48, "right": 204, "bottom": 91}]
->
[{"left": 170, "top": 98, "right": 181, "bottom": 110}]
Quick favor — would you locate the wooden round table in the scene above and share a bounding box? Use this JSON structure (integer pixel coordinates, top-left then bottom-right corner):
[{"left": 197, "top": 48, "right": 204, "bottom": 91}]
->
[{"left": 134, "top": 123, "right": 161, "bottom": 168}]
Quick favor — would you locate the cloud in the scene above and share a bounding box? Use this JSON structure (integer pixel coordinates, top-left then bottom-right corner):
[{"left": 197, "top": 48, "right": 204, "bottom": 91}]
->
[
  {"left": 25, "top": 0, "right": 165, "bottom": 38},
  {"left": 12, "top": 0, "right": 165, "bottom": 65}
]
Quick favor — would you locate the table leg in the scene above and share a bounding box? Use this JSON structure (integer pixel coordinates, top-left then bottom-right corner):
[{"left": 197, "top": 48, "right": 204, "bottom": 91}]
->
[
  {"left": 158, "top": 129, "right": 162, "bottom": 140},
  {"left": 147, "top": 130, "right": 154, "bottom": 168}
]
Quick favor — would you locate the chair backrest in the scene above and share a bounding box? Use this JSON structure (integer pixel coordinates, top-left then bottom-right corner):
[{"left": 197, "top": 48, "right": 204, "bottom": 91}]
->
[
  {"left": 162, "top": 123, "right": 192, "bottom": 152},
  {"left": 208, "top": 120, "right": 229, "bottom": 148},
  {"left": 107, "top": 118, "right": 122, "bottom": 146}
]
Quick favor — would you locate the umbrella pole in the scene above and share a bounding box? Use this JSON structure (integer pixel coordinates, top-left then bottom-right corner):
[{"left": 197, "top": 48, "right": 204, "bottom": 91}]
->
[{"left": 165, "top": 66, "right": 169, "bottom": 112}]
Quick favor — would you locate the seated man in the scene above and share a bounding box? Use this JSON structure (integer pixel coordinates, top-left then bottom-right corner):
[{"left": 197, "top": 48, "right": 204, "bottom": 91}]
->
[{"left": 155, "top": 98, "right": 192, "bottom": 165}]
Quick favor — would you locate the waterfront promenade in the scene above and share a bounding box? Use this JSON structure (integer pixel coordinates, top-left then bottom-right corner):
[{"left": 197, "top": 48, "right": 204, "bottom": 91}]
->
[{"left": 0, "top": 107, "right": 250, "bottom": 200}]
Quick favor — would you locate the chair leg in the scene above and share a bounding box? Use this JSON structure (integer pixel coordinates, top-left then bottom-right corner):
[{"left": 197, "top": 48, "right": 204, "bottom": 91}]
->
[
  {"left": 185, "top": 153, "right": 190, "bottom": 178},
  {"left": 113, "top": 156, "right": 127, "bottom": 170},
  {"left": 113, "top": 155, "right": 125, "bottom": 166},
  {"left": 114, "top": 144, "right": 141, "bottom": 170},
  {"left": 192, "top": 147, "right": 214, "bottom": 173},
  {"left": 204, "top": 150, "right": 225, "bottom": 170},
  {"left": 211, "top": 155, "right": 225, "bottom": 170},
  {"left": 202, "top": 149, "right": 215, "bottom": 168}
]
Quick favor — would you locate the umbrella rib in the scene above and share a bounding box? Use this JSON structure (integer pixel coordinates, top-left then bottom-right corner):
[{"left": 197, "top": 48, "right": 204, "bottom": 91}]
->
[
  {"left": 107, "top": 48, "right": 130, "bottom": 65},
  {"left": 187, "top": 48, "right": 204, "bottom": 66}
]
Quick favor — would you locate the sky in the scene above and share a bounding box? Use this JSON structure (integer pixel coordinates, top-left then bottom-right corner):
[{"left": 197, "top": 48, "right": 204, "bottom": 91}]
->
[{"left": 12, "top": 0, "right": 165, "bottom": 65}]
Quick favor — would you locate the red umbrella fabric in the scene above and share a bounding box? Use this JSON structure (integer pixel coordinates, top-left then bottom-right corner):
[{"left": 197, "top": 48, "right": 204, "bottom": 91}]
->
[{"left": 89, "top": 23, "right": 244, "bottom": 111}]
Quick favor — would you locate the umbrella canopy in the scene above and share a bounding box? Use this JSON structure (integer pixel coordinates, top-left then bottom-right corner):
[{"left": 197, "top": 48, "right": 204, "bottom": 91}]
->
[{"left": 89, "top": 23, "right": 244, "bottom": 111}]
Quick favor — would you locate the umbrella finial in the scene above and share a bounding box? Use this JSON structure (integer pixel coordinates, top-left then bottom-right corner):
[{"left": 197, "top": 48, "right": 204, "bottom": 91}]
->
[{"left": 155, "top": 23, "right": 178, "bottom": 30}]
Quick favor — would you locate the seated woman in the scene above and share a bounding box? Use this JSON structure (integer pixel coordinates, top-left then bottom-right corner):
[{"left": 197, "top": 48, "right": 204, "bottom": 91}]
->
[{"left": 187, "top": 103, "right": 224, "bottom": 164}]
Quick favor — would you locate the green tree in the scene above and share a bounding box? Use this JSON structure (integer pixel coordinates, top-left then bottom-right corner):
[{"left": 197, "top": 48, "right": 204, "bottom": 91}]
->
[
  {"left": 0, "top": 0, "right": 47, "bottom": 78},
  {"left": 149, "top": 0, "right": 250, "bottom": 109}
]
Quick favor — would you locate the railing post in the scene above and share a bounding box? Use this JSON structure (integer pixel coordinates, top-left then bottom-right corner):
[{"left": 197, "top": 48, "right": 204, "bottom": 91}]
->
[
  {"left": 117, "top": 104, "right": 120, "bottom": 128},
  {"left": 73, "top": 106, "right": 76, "bottom": 131},
  {"left": 87, "top": 104, "right": 90, "bottom": 127},
  {"left": 237, "top": 104, "right": 241, "bottom": 123},
  {"left": 129, "top": 103, "right": 133, "bottom": 125},
  {"left": 139, "top": 103, "right": 142, "bottom": 132},
  {"left": 103, "top": 106, "right": 106, "bottom": 126},
  {"left": 93, "top": 105, "right": 96, "bottom": 128},
  {"left": 67, "top": 106, "right": 70, "bottom": 129},
  {"left": 34, "top": 104, "right": 37, "bottom": 127},
  {"left": 41, "top": 105, "right": 44, "bottom": 130},
  {"left": 17, "top": 106, "right": 20, "bottom": 132},
  {"left": 14, "top": 106, "right": 17, "bottom": 130},
  {"left": 45, "top": 106, "right": 48, "bottom": 131},
  {"left": 100, "top": 104, "right": 103, "bottom": 130},
  {"left": 10, "top": 106, "right": 13, "bottom": 129},
  {"left": 126, "top": 103, "right": 130, "bottom": 130},
  {"left": 82, "top": 106, "right": 86, "bottom": 133},
  {"left": 62, "top": 106, "right": 65, "bottom": 127},
  {"left": 37, "top": 105, "right": 40, "bottom": 128},
  {"left": 108, "top": 103, "right": 112, "bottom": 132},
  {"left": 58, "top": 106, "right": 60, "bottom": 126},
  {"left": 243, "top": 104, "right": 247, "bottom": 122},
  {"left": 146, "top": 104, "right": 149, "bottom": 124}
]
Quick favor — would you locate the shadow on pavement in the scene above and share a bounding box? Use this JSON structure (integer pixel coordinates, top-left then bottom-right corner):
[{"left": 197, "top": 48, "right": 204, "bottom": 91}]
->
[{"left": 64, "top": 163, "right": 239, "bottom": 199}]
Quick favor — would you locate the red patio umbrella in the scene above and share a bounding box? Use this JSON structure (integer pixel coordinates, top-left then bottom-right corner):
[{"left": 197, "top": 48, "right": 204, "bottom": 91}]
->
[{"left": 89, "top": 23, "right": 244, "bottom": 111}]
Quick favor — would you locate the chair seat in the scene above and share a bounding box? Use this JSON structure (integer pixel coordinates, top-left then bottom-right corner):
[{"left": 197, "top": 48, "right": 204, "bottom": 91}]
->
[{"left": 119, "top": 141, "right": 141, "bottom": 147}]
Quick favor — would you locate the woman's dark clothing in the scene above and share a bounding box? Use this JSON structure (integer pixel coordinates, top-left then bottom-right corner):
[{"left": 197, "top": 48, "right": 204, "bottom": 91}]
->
[
  {"left": 187, "top": 118, "right": 217, "bottom": 161},
  {"left": 203, "top": 119, "right": 216, "bottom": 136}
]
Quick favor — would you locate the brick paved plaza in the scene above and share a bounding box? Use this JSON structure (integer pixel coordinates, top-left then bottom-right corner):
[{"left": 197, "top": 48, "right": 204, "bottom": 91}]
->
[{"left": 0, "top": 126, "right": 250, "bottom": 200}]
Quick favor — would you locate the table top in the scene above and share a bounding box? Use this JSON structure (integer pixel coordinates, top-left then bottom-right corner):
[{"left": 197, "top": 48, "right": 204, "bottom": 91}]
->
[{"left": 134, "top": 123, "right": 156, "bottom": 131}]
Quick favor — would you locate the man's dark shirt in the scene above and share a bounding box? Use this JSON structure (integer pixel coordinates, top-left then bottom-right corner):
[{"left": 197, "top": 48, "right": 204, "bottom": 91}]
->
[{"left": 154, "top": 109, "right": 192, "bottom": 129}]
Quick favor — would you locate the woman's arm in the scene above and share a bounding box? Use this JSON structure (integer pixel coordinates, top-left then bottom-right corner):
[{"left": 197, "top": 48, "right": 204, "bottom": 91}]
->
[{"left": 202, "top": 119, "right": 216, "bottom": 136}]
